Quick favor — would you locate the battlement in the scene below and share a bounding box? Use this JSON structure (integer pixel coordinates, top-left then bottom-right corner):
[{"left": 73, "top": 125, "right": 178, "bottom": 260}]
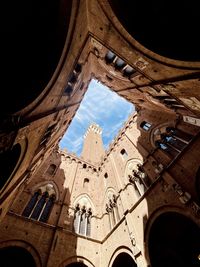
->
[{"left": 84, "top": 123, "right": 102, "bottom": 138}]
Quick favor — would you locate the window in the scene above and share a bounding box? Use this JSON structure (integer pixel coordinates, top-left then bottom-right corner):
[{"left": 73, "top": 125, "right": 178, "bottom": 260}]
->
[
  {"left": 83, "top": 178, "right": 89, "bottom": 188},
  {"left": 140, "top": 121, "right": 152, "bottom": 131},
  {"left": 104, "top": 173, "right": 108, "bottom": 178},
  {"left": 106, "top": 194, "right": 120, "bottom": 230},
  {"left": 120, "top": 149, "right": 128, "bottom": 160},
  {"left": 22, "top": 184, "right": 56, "bottom": 223},
  {"left": 73, "top": 204, "right": 92, "bottom": 237},
  {"left": 155, "top": 127, "right": 192, "bottom": 157},
  {"left": 105, "top": 51, "right": 116, "bottom": 64},
  {"left": 127, "top": 161, "right": 151, "bottom": 198}
]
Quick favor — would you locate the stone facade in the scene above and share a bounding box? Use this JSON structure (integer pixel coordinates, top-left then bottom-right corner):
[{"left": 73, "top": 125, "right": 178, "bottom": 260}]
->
[{"left": 0, "top": 1, "right": 200, "bottom": 266}]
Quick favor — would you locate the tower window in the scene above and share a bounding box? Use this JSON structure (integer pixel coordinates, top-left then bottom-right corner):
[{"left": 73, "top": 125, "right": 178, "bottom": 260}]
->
[
  {"left": 104, "top": 173, "right": 108, "bottom": 178},
  {"left": 83, "top": 178, "right": 89, "bottom": 188},
  {"left": 140, "top": 121, "right": 152, "bottom": 131},
  {"left": 120, "top": 149, "right": 128, "bottom": 159},
  {"left": 83, "top": 164, "right": 87, "bottom": 169}
]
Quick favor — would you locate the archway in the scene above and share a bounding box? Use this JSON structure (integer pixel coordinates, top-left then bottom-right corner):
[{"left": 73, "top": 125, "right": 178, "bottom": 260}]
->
[
  {"left": 108, "top": 1, "right": 200, "bottom": 62},
  {"left": 196, "top": 167, "right": 200, "bottom": 204},
  {"left": 112, "top": 252, "right": 137, "bottom": 267},
  {"left": 148, "top": 212, "right": 200, "bottom": 267},
  {"left": 0, "top": 0, "right": 73, "bottom": 113},
  {"left": 0, "top": 246, "right": 36, "bottom": 267},
  {"left": 0, "top": 143, "right": 21, "bottom": 191},
  {"left": 66, "top": 262, "right": 88, "bottom": 267}
]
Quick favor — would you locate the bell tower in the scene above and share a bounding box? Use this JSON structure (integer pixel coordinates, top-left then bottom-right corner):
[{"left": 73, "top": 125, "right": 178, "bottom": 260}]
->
[{"left": 81, "top": 123, "right": 105, "bottom": 164}]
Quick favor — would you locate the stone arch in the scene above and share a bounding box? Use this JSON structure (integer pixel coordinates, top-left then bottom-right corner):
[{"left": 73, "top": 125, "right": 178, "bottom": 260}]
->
[
  {"left": 149, "top": 121, "right": 192, "bottom": 157},
  {"left": 22, "top": 181, "right": 58, "bottom": 222},
  {"left": 150, "top": 121, "right": 175, "bottom": 148},
  {"left": 99, "top": 0, "right": 200, "bottom": 68},
  {"left": 108, "top": 247, "right": 137, "bottom": 267},
  {"left": 124, "top": 158, "right": 150, "bottom": 197},
  {"left": 0, "top": 240, "right": 42, "bottom": 267},
  {"left": 103, "top": 187, "right": 118, "bottom": 207},
  {"left": 0, "top": 0, "right": 75, "bottom": 114},
  {"left": 58, "top": 256, "right": 95, "bottom": 267},
  {"left": 0, "top": 138, "right": 28, "bottom": 194},
  {"left": 73, "top": 194, "right": 95, "bottom": 212},
  {"left": 125, "top": 158, "right": 143, "bottom": 183},
  {"left": 73, "top": 194, "right": 94, "bottom": 237},
  {"left": 31, "top": 181, "right": 59, "bottom": 202},
  {"left": 145, "top": 207, "right": 200, "bottom": 267},
  {"left": 195, "top": 166, "right": 200, "bottom": 203}
]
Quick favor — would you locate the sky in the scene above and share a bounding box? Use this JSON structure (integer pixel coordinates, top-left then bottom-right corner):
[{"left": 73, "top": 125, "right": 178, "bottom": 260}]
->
[{"left": 59, "top": 79, "right": 134, "bottom": 156}]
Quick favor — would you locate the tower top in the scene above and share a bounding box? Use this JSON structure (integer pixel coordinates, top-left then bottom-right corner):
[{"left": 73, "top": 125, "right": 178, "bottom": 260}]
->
[
  {"left": 81, "top": 123, "right": 104, "bottom": 164},
  {"left": 84, "top": 123, "right": 102, "bottom": 139}
]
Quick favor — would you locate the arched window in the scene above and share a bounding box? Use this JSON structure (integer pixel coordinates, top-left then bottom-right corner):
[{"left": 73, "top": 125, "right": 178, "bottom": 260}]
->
[
  {"left": 83, "top": 178, "right": 89, "bottom": 188},
  {"left": 104, "top": 173, "right": 108, "bottom": 178},
  {"left": 126, "top": 161, "right": 151, "bottom": 198},
  {"left": 140, "top": 121, "right": 152, "bottom": 131},
  {"left": 73, "top": 204, "right": 92, "bottom": 237},
  {"left": 46, "top": 164, "right": 56, "bottom": 175},
  {"left": 106, "top": 194, "right": 120, "bottom": 229},
  {"left": 154, "top": 127, "right": 192, "bottom": 157},
  {"left": 22, "top": 184, "right": 56, "bottom": 223}
]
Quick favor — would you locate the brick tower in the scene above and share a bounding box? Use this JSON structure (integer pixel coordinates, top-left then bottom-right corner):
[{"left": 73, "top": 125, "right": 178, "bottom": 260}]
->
[{"left": 81, "top": 123, "right": 105, "bottom": 164}]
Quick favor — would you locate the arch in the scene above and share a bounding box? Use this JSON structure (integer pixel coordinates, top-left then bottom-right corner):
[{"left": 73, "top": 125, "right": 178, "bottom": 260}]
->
[
  {"left": 147, "top": 211, "right": 200, "bottom": 267},
  {"left": 66, "top": 263, "right": 87, "bottom": 267},
  {"left": 109, "top": 249, "right": 137, "bottom": 267},
  {"left": 73, "top": 194, "right": 95, "bottom": 212},
  {"left": 0, "top": 139, "right": 27, "bottom": 194},
  {"left": 125, "top": 158, "right": 150, "bottom": 197},
  {"left": 0, "top": 240, "right": 41, "bottom": 267},
  {"left": 73, "top": 194, "right": 94, "bottom": 236},
  {"left": 22, "top": 182, "right": 58, "bottom": 222},
  {"left": 107, "top": 1, "right": 200, "bottom": 63},
  {"left": 195, "top": 166, "right": 200, "bottom": 203},
  {"left": 0, "top": 0, "right": 73, "bottom": 113},
  {"left": 150, "top": 122, "right": 192, "bottom": 158},
  {"left": 59, "top": 256, "right": 95, "bottom": 267},
  {"left": 31, "top": 181, "right": 59, "bottom": 201}
]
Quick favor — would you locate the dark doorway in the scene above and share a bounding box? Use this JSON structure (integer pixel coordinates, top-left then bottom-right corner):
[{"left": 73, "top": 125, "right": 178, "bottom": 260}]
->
[
  {"left": 196, "top": 167, "right": 200, "bottom": 204},
  {"left": 148, "top": 212, "right": 200, "bottom": 267},
  {"left": 0, "top": 0, "right": 72, "bottom": 114},
  {"left": 108, "top": 0, "right": 200, "bottom": 62},
  {"left": 0, "top": 143, "right": 21, "bottom": 191},
  {"left": 66, "top": 262, "right": 88, "bottom": 267},
  {"left": 0, "top": 246, "right": 36, "bottom": 267},
  {"left": 112, "top": 252, "right": 137, "bottom": 267}
]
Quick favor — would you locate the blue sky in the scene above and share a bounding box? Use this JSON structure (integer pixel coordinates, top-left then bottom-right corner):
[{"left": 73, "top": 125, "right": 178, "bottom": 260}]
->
[{"left": 59, "top": 79, "right": 134, "bottom": 155}]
